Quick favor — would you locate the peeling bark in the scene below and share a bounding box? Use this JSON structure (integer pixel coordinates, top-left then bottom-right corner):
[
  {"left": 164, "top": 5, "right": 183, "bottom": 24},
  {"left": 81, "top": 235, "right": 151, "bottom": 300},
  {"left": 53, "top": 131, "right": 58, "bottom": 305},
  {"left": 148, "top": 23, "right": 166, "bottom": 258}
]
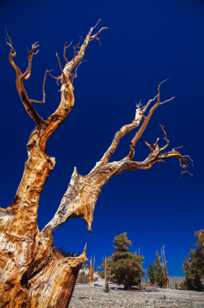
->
[
  {"left": 0, "top": 24, "right": 191, "bottom": 307},
  {"left": 0, "top": 24, "right": 104, "bottom": 307}
]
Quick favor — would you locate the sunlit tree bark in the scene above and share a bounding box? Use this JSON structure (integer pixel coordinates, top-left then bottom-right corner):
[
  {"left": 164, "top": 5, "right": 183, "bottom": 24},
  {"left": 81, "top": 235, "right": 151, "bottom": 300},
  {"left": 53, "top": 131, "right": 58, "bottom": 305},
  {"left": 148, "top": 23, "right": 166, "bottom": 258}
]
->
[{"left": 0, "top": 23, "right": 191, "bottom": 307}]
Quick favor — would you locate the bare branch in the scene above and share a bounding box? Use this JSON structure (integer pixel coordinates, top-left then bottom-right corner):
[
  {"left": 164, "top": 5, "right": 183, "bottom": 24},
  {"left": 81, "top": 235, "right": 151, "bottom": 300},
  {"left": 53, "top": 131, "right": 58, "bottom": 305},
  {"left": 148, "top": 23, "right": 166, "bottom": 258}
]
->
[
  {"left": 96, "top": 82, "right": 175, "bottom": 168},
  {"left": 125, "top": 122, "right": 191, "bottom": 175},
  {"left": 113, "top": 148, "right": 192, "bottom": 176},
  {"left": 30, "top": 69, "right": 50, "bottom": 104},
  {"left": 97, "top": 82, "right": 166, "bottom": 166},
  {"left": 89, "top": 19, "right": 108, "bottom": 42},
  {"left": 99, "top": 106, "right": 144, "bottom": 165},
  {"left": 44, "top": 142, "right": 191, "bottom": 233},
  {"left": 159, "top": 96, "right": 175, "bottom": 105},
  {"left": 22, "top": 42, "right": 39, "bottom": 80},
  {"left": 128, "top": 82, "right": 175, "bottom": 159},
  {"left": 6, "top": 32, "right": 21, "bottom": 75},
  {"left": 7, "top": 38, "right": 45, "bottom": 126},
  {"left": 56, "top": 52, "right": 63, "bottom": 73},
  {"left": 158, "top": 127, "right": 171, "bottom": 155},
  {"left": 39, "top": 22, "right": 107, "bottom": 150},
  {"left": 63, "top": 41, "right": 72, "bottom": 63},
  {"left": 63, "top": 21, "right": 108, "bottom": 78},
  {"left": 92, "top": 81, "right": 191, "bottom": 180}
]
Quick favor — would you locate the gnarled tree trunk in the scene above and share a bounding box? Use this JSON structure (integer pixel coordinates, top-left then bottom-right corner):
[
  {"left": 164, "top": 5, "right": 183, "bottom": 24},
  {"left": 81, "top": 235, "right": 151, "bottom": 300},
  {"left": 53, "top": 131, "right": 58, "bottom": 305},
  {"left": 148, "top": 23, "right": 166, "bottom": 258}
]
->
[{"left": 0, "top": 23, "right": 190, "bottom": 307}]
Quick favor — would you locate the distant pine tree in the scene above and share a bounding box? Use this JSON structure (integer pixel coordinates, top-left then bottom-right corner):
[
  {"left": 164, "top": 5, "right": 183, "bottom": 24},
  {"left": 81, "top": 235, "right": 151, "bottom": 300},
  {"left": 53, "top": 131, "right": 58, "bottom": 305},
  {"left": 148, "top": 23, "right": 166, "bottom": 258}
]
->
[
  {"left": 148, "top": 253, "right": 168, "bottom": 288},
  {"left": 155, "top": 254, "right": 168, "bottom": 288},
  {"left": 107, "top": 233, "right": 144, "bottom": 290},
  {"left": 184, "top": 231, "right": 204, "bottom": 291},
  {"left": 147, "top": 264, "right": 156, "bottom": 285}
]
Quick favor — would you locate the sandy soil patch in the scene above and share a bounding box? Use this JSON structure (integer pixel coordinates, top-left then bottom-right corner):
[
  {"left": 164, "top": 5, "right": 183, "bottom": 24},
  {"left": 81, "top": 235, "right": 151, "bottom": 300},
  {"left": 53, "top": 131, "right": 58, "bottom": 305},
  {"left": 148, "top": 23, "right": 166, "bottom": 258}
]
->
[{"left": 70, "top": 284, "right": 204, "bottom": 308}]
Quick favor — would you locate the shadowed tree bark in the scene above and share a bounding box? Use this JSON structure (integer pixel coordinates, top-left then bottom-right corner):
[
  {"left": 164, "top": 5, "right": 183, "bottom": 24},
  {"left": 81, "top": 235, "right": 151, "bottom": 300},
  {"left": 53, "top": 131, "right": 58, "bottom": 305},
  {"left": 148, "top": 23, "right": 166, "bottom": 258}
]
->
[{"left": 0, "top": 23, "right": 191, "bottom": 307}]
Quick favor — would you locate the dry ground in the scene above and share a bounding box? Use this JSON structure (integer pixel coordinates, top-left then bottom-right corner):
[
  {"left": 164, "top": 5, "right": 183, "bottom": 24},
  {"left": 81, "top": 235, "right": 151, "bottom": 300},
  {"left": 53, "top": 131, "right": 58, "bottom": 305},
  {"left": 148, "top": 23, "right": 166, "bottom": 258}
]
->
[{"left": 70, "top": 284, "right": 204, "bottom": 308}]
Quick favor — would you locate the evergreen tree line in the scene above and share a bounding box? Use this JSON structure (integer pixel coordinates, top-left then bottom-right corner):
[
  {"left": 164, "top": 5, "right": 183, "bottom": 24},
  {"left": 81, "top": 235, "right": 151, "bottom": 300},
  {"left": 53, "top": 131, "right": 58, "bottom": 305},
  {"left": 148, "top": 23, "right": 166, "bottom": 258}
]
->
[{"left": 100, "top": 231, "right": 204, "bottom": 291}]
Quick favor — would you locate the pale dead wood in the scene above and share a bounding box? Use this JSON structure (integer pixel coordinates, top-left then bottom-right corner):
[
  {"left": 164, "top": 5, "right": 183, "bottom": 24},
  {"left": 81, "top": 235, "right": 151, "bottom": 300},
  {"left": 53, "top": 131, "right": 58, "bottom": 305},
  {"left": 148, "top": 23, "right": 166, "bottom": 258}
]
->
[
  {"left": 44, "top": 82, "right": 191, "bottom": 235},
  {"left": 0, "top": 23, "right": 106, "bottom": 307},
  {"left": 39, "top": 20, "right": 107, "bottom": 150},
  {"left": 7, "top": 35, "right": 46, "bottom": 126}
]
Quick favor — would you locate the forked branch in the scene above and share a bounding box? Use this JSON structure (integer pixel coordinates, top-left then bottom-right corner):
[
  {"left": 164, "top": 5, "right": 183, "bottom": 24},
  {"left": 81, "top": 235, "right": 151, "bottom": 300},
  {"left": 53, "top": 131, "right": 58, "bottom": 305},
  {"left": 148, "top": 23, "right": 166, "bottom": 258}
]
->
[
  {"left": 99, "top": 81, "right": 175, "bottom": 165},
  {"left": 39, "top": 21, "right": 107, "bottom": 150},
  {"left": 22, "top": 42, "right": 39, "bottom": 80},
  {"left": 113, "top": 104, "right": 192, "bottom": 175},
  {"left": 44, "top": 82, "right": 191, "bottom": 234},
  {"left": 6, "top": 22, "right": 106, "bottom": 147},
  {"left": 7, "top": 36, "right": 46, "bottom": 126},
  {"left": 128, "top": 81, "right": 175, "bottom": 159}
]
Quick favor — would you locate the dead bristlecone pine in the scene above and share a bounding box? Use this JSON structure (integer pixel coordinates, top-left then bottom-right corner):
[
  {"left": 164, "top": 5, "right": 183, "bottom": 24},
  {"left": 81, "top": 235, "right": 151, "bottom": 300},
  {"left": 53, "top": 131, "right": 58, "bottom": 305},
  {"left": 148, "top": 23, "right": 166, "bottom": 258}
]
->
[{"left": 0, "top": 22, "right": 191, "bottom": 307}]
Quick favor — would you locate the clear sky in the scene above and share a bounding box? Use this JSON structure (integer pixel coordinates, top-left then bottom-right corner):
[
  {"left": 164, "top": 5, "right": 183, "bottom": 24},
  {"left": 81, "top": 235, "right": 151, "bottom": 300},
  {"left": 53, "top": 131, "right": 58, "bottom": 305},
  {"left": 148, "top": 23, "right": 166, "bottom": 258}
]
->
[{"left": 0, "top": 0, "right": 203, "bottom": 276}]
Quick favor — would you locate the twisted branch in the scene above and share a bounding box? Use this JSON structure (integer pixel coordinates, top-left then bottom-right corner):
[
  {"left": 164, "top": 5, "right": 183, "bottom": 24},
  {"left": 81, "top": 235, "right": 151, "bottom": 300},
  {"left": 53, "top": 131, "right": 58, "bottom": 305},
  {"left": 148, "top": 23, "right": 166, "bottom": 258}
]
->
[
  {"left": 7, "top": 36, "right": 46, "bottom": 126},
  {"left": 114, "top": 122, "right": 191, "bottom": 175},
  {"left": 128, "top": 81, "right": 175, "bottom": 159},
  {"left": 6, "top": 22, "right": 107, "bottom": 147},
  {"left": 39, "top": 21, "right": 107, "bottom": 150},
  {"left": 44, "top": 81, "right": 191, "bottom": 233},
  {"left": 98, "top": 81, "right": 175, "bottom": 166}
]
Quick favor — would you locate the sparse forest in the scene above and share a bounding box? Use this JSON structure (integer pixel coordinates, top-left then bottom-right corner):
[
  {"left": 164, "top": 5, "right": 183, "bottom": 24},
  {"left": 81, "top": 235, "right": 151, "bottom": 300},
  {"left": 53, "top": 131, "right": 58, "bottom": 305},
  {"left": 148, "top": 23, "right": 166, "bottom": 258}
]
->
[{"left": 70, "top": 231, "right": 204, "bottom": 307}]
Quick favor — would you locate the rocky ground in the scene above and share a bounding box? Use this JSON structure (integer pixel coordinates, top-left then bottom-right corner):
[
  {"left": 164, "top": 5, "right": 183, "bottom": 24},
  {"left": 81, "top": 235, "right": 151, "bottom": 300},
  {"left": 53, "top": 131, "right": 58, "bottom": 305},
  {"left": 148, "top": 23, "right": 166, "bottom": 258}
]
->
[{"left": 70, "top": 284, "right": 204, "bottom": 308}]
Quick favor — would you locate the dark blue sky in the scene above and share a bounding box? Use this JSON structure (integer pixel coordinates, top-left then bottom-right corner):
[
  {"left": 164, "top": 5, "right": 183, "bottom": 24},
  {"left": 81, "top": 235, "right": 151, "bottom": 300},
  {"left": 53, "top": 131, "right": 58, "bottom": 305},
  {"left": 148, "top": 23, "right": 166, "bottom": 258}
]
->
[{"left": 0, "top": 0, "right": 203, "bottom": 276}]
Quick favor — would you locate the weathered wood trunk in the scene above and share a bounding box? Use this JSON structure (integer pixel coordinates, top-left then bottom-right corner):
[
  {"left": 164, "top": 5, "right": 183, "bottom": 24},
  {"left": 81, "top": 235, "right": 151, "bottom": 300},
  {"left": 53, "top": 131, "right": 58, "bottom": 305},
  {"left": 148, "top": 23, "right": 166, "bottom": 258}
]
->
[
  {"left": 0, "top": 127, "right": 86, "bottom": 307},
  {"left": 0, "top": 28, "right": 95, "bottom": 306},
  {"left": 0, "top": 24, "right": 190, "bottom": 307}
]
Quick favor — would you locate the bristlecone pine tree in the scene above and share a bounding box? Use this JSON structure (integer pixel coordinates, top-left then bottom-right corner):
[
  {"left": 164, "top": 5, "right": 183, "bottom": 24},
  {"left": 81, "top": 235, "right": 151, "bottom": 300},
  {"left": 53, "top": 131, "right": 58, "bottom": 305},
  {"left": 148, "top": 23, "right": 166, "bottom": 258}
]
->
[
  {"left": 156, "top": 253, "right": 168, "bottom": 288},
  {"left": 0, "top": 21, "right": 191, "bottom": 307},
  {"left": 148, "top": 253, "right": 169, "bottom": 288},
  {"left": 183, "top": 231, "right": 204, "bottom": 291},
  {"left": 107, "top": 233, "right": 144, "bottom": 289},
  {"left": 148, "top": 264, "right": 157, "bottom": 285}
]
